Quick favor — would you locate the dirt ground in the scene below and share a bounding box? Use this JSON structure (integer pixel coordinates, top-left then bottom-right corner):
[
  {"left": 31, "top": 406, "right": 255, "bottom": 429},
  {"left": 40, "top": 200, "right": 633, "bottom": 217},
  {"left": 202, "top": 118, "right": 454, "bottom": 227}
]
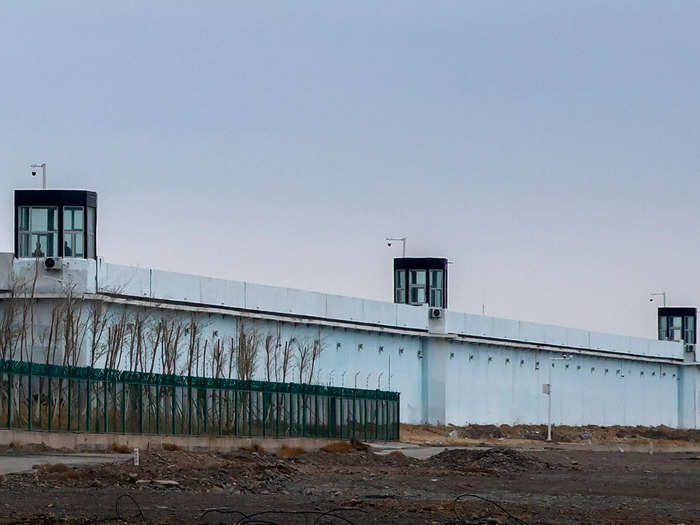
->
[{"left": 0, "top": 433, "right": 699, "bottom": 525}]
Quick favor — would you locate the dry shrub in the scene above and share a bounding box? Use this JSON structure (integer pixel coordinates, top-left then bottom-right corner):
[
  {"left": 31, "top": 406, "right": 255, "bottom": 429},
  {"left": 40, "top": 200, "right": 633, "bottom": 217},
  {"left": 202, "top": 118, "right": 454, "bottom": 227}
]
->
[
  {"left": 321, "top": 441, "right": 355, "bottom": 453},
  {"left": 163, "top": 443, "right": 182, "bottom": 451},
  {"left": 42, "top": 463, "right": 69, "bottom": 473},
  {"left": 8, "top": 441, "right": 20, "bottom": 449},
  {"left": 109, "top": 443, "right": 131, "bottom": 454},
  {"left": 277, "top": 446, "right": 306, "bottom": 459},
  {"left": 240, "top": 443, "right": 266, "bottom": 454}
]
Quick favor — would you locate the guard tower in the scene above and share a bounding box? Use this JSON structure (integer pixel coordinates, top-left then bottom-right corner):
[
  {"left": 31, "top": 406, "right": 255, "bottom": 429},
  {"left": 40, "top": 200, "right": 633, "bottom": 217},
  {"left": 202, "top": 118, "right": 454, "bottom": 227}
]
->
[
  {"left": 393, "top": 257, "right": 448, "bottom": 308},
  {"left": 14, "top": 190, "right": 97, "bottom": 260},
  {"left": 657, "top": 307, "right": 696, "bottom": 348}
]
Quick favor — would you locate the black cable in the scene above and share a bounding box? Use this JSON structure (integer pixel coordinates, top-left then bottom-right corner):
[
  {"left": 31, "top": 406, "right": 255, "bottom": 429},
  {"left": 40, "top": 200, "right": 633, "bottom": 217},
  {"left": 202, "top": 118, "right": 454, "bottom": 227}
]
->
[
  {"left": 453, "top": 493, "right": 529, "bottom": 525},
  {"left": 237, "top": 510, "right": 356, "bottom": 525},
  {"left": 115, "top": 493, "right": 146, "bottom": 522}
]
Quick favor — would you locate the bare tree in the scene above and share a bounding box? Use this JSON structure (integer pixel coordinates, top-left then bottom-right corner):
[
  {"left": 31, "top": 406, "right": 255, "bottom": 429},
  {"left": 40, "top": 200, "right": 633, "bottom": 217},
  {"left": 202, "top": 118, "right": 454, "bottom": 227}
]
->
[{"left": 236, "top": 320, "right": 260, "bottom": 381}]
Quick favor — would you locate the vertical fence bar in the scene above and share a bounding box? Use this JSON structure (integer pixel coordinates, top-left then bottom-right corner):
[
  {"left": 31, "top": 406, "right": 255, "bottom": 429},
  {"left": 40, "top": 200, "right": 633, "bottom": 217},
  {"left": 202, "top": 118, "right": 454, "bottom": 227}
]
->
[
  {"left": 67, "top": 374, "right": 72, "bottom": 431},
  {"left": 363, "top": 397, "right": 367, "bottom": 440},
  {"left": 86, "top": 375, "right": 91, "bottom": 432},
  {"left": 339, "top": 395, "right": 344, "bottom": 439},
  {"left": 173, "top": 383, "right": 178, "bottom": 436},
  {"left": 314, "top": 392, "right": 319, "bottom": 437},
  {"left": 275, "top": 390, "right": 280, "bottom": 438},
  {"left": 187, "top": 377, "right": 192, "bottom": 435},
  {"left": 103, "top": 377, "right": 108, "bottom": 433},
  {"left": 155, "top": 376, "right": 160, "bottom": 435},
  {"left": 47, "top": 368, "right": 52, "bottom": 432},
  {"left": 28, "top": 362, "right": 33, "bottom": 431},
  {"left": 233, "top": 387, "right": 238, "bottom": 436},
  {"left": 121, "top": 380, "right": 126, "bottom": 434},
  {"left": 218, "top": 388, "right": 222, "bottom": 436},
  {"left": 374, "top": 394, "right": 379, "bottom": 440},
  {"left": 248, "top": 388, "right": 253, "bottom": 437},
  {"left": 138, "top": 382, "right": 143, "bottom": 434},
  {"left": 7, "top": 373, "right": 12, "bottom": 429}
]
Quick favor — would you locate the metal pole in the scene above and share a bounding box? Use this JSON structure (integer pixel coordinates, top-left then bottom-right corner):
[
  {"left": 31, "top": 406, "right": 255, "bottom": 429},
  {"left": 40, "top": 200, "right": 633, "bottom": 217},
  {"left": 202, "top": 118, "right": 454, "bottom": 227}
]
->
[
  {"left": 42, "top": 164, "right": 46, "bottom": 190},
  {"left": 546, "top": 361, "right": 552, "bottom": 441}
]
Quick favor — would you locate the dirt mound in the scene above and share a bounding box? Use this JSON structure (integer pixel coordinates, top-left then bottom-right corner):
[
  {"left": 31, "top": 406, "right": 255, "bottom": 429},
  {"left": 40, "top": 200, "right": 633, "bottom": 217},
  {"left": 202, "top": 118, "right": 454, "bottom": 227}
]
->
[
  {"left": 428, "top": 447, "right": 552, "bottom": 474},
  {"left": 25, "top": 449, "right": 297, "bottom": 493},
  {"left": 407, "top": 423, "right": 700, "bottom": 443}
]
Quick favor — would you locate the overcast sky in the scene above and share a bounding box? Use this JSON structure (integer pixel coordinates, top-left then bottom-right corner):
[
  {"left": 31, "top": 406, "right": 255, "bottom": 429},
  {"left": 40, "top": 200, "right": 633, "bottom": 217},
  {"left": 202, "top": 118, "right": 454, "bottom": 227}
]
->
[{"left": 1, "top": 1, "right": 699, "bottom": 339}]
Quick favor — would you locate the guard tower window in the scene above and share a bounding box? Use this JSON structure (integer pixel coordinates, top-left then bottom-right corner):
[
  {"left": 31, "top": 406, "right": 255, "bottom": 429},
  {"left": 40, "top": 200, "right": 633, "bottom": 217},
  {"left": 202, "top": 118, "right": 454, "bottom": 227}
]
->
[
  {"left": 63, "top": 206, "right": 84, "bottom": 257},
  {"left": 657, "top": 308, "right": 697, "bottom": 344},
  {"left": 409, "top": 270, "right": 427, "bottom": 305},
  {"left": 429, "top": 270, "right": 443, "bottom": 308},
  {"left": 87, "top": 206, "right": 96, "bottom": 258},
  {"left": 395, "top": 270, "right": 406, "bottom": 303},
  {"left": 18, "top": 206, "right": 58, "bottom": 257}
]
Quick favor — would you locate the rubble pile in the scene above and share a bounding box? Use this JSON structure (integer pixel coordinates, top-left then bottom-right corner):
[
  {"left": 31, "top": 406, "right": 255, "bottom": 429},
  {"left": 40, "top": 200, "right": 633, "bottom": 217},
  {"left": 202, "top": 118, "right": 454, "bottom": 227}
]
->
[
  {"left": 28, "top": 449, "right": 297, "bottom": 494},
  {"left": 428, "top": 447, "right": 553, "bottom": 474}
]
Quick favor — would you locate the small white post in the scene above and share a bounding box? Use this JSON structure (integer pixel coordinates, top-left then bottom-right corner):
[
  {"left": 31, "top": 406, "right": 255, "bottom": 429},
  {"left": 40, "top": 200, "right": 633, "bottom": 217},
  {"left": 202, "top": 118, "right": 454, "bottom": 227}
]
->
[{"left": 133, "top": 447, "right": 140, "bottom": 466}]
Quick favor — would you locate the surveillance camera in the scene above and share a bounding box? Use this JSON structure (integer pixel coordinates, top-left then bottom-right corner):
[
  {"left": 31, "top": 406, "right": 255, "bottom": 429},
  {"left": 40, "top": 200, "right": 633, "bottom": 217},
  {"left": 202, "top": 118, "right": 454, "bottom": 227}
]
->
[
  {"left": 649, "top": 298, "right": 654, "bottom": 302},
  {"left": 31, "top": 171, "right": 36, "bottom": 176},
  {"left": 387, "top": 242, "right": 392, "bottom": 247}
]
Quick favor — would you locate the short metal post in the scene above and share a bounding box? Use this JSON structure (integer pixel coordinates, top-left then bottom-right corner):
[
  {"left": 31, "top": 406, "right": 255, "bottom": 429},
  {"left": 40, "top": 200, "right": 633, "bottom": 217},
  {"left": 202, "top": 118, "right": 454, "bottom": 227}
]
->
[{"left": 155, "top": 376, "right": 160, "bottom": 434}]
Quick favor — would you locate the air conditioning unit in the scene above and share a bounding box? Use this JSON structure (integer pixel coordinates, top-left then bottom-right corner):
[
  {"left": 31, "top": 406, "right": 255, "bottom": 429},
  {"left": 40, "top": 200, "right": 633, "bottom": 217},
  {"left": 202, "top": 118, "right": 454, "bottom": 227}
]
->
[
  {"left": 430, "top": 308, "right": 442, "bottom": 319},
  {"left": 685, "top": 343, "right": 696, "bottom": 353},
  {"left": 44, "top": 257, "right": 62, "bottom": 271}
]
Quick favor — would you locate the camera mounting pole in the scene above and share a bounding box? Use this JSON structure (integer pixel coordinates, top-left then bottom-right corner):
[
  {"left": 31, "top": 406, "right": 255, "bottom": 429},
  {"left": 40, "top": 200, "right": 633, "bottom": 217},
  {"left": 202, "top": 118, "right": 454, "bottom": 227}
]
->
[
  {"left": 385, "top": 236, "right": 407, "bottom": 257},
  {"left": 30, "top": 162, "right": 47, "bottom": 189}
]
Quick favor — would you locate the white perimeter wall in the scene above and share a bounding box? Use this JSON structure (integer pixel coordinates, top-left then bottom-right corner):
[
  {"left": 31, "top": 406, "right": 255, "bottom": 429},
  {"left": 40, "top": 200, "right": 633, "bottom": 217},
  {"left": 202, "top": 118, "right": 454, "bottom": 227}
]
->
[{"left": 443, "top": 341, "right": 681, "bottom": 427}]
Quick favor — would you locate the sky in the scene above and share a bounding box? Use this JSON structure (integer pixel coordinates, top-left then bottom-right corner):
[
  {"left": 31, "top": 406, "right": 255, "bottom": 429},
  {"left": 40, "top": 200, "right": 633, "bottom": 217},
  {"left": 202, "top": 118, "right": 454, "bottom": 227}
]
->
[{"left": 1, "top": 1, "right": 699, "bottom": 340}]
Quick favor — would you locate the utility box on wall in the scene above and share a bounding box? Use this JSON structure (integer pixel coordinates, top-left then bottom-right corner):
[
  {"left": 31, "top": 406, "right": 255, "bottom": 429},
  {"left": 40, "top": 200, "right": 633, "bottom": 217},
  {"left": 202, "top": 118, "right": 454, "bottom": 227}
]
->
[{"left": 393, "top": 257, "right": 448, "bottom": 309}]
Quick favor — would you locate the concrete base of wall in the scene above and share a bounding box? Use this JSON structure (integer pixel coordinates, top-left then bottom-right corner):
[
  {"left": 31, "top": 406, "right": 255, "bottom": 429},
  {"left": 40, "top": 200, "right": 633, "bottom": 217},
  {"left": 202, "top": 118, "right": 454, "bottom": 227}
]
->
[{"left": 0, "top": 429, "right": 336, "bottom": 453}]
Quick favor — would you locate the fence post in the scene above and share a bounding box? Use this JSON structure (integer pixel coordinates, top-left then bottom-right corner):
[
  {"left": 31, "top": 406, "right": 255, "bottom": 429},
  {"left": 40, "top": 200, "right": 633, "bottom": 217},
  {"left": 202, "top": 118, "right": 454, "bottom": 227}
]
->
[
  {"left": 290, "top": 389, "right": 294, "bottom": 437},
  {"left": 375, "top": 392, "right": 379, "bottom": 440},
  {"left": 7, "top": 373, "right": 12, "bottom": 429},
  {"left": 352, "top": 390, "right": 356, "bottom": 438},
  {"left": 275, "top": 389, "right": 280, "bottom": 438},
  {"left": 396, "top": 398, "right": 400, "bottom": 440},
  {"left": 363, "top": 397, "right": 367, "bottom": 440},
  {"left": 155, "top": 375, "right": 160, "bottom": 434},
  {"left": 187, "top": 376, "right": 192, "bottom": 435},
  {"left": 248, "top": 387, "right": 253, "bottom": 437},
  {"left": 233, "top": 386, "right": 238, "bottom": 436},
  {"left": 86, "top": 374, "right": 91, "bottom": 432},
  {"left": 218, "top": 387, "right": 222, "bottom": 437},
  {"left": 339, "top": 395, "right": 344, "bottom": 439},
  {"left": 67, "top": 372, "right": 72, "bottom": 432},
  {"left": 47, "top": 366, "right": 52, "bottom": 432},
  {"left": 121, "top": 379, "right": 126, "bottom": 433},
  {"left": 203, "top": 386, "right": 208, "bottom": 433},
  {"left": 28, "top": 362, "right": 33, "bottom": 431},
  {"left": 314, "top": 391, "right": 319, "bottom": 438},
  {"left": 103, "top": 376, "right": 108, "bottom": 433},
  {"left": 173, "top": 383, "right": 178, "bottom": 435}
]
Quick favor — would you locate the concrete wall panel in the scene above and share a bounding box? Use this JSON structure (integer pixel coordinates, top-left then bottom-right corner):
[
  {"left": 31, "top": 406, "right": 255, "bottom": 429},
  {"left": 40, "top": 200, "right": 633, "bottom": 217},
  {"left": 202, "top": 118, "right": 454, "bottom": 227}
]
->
[
  {"left": 98, "top": 263, "right": 150, "bottom": 297},
  {"left": 362, "top": 299, "right": 397, "bottom": 326},
  {"left": 326, "top": 294, "right": 363, "bottom": 322}
]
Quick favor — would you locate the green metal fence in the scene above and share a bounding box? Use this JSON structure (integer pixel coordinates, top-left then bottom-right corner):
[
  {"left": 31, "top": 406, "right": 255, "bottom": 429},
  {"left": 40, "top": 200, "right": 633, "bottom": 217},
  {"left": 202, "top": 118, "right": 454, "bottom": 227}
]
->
[{"left": 0, "top": 359, "right": 400, "bottom": 441}]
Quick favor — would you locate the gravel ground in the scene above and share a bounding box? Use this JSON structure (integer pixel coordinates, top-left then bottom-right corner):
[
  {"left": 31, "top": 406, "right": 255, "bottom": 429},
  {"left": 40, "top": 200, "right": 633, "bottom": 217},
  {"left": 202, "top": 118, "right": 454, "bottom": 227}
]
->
[{"left": 0, "top": 444, "right": 698, "bottom": 524}]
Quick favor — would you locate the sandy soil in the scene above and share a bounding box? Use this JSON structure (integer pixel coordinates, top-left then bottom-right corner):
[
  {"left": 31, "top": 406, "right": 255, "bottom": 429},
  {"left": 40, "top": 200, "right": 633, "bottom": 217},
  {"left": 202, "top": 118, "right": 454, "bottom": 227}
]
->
[{"left": 0, "top": 440, "right": 698, "bottom": 524}]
